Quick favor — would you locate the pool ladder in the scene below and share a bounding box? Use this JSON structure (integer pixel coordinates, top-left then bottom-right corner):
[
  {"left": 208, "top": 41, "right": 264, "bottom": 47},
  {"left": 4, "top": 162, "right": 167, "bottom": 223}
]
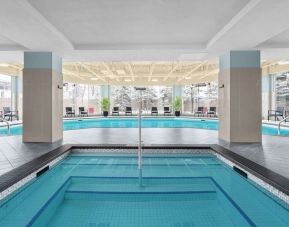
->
[
  {"left": 0, "top": 116, "right": 10, "bottom": 135},
  {"left": 278, "top": 115, "right": 289, "bottom": 135}
]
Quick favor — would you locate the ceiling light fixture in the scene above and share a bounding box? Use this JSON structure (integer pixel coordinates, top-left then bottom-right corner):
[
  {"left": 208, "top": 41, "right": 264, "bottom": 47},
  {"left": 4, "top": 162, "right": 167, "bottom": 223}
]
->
[
  {"left": 278, "top": 61, "right": 289, "bottom": 65},
  {"left": 124, "top": 79, "right": 131, "bottom": 82},
  {"left": 151, "top": 79, "right": 158, "bottom": 82},
  {"left": 0, "top": 63, "right": 10, "bottom": 67},
  {"left": 91, "top": 77, "right": 98, "bottom": 81}
]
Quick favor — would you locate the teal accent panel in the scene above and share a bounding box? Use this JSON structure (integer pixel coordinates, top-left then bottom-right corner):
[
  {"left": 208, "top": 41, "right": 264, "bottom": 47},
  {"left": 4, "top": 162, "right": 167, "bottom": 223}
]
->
[
  {"left": 52, "top": 53, "right": 62, "bottom": 73},
  {"left": 173, "top": 85, "right": 182, "bottom": 98},
  {"left": 101, "top": 85, "right": 110, "bottom": 98},
  {"left": 219, "top": 53, "right": 231, "bottom": 72},
  {"left": 220, "top": 50, "right": 260, "bottom": 71},
  {"left": 24, "top": 52, "right": 62, "bottom": 72}
]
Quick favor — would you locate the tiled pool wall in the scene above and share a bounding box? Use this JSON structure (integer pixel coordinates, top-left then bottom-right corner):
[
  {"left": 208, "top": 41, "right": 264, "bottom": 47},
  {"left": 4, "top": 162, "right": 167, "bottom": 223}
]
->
[
  {"left": 216, "top": 154, "right": 289, "bottom": 206},
  {"left": 1, "top": 147, "right": 289, "bottom": 208},
  {"left": 0, "top": 153, "right": 68, "bottom": 202},
  {"left": 71, "top": 148, "right": 214, "bottom": 154}
]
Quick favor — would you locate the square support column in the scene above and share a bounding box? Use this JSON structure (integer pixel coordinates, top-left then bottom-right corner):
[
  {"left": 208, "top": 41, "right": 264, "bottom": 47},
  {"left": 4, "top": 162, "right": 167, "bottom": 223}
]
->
[
  {"left": 23, "top": 52, "right": 63, "bottom": 143},
  {"left": 218, "top": 51, "right": 262, "bottom": 143},
  {"left": 173, "top": 85, "right": 182, "bottom": 98},
  {"left": 101, "top": 85, "right": 110, "bottom": 99}
]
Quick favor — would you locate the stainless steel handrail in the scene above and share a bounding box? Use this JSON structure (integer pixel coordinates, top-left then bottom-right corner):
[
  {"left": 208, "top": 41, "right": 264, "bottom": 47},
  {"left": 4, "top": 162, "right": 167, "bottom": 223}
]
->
[
  {"left": 0, "top": 116, "right": 10, "bottom": 135},
  {"left": 138, "top": 100, "right": 143, "bottom": 186},
  {"left": 278, "top": 115, "right": 289, "bottom": 135},
  {"left": 135, "top": 87, "right": 146, "bottom": 187}
]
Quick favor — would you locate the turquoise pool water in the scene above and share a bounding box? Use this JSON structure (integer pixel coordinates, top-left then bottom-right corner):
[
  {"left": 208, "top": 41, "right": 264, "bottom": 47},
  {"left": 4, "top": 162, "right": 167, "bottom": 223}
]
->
[
  {"left": 1, "top": 153, "right": 289, "bottom": 226},
  {"left": 0, "top": 118, "right": 288, "bottom": 136}
]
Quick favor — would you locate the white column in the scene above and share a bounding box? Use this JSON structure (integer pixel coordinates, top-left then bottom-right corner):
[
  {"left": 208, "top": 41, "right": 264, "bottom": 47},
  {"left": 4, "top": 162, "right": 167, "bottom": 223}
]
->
[
  {"left": 23, "top": 52, "right": 63, "bottom": 143},
  {"left": 218, "top": 51, "right": 262, "bottom": 143}
]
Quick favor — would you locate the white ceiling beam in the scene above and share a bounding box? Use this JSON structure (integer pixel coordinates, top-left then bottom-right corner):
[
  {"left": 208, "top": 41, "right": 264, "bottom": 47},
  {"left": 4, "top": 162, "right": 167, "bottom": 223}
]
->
[
  {"left": 177, "top": 62, "right": 207, "bottom": 82},
  {"left": 78, "top": 63, "right": 106, "bottom": 82},
  {"left": 163, "top": 62, "right": 180, "bottom": 81},
  {"left": 101, "top": 62, "right": 119, "bottom": 82},
  {"left": 63, "top": 69, "right": 85, "bottom": 81},
  {"left": 0, "top": 0, "right": 73, "bottom": 52},
  {"left": 207, "top": 0, "right": 261, "bottom": 49},
  {"left": 207, "top": 0, "right": 289, "bottom": 53},
  {"left": 148, "top": 62, "right": 155, "bottom": 81},
  {"left": 127, "top": 62, "right": 135, "bottom": 81}
]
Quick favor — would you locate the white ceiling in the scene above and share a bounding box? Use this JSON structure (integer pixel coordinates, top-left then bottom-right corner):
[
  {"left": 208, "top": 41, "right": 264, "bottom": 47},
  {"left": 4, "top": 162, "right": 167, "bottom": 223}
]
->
[
  {"left": 0, "top": 0, "right": 289, "bottom": 62},
  {"left": 28, "top": 0, "right": 248, "bottom": 48},
  {"left": 0, "top": 35, "right": 17, "bottom": 45}
]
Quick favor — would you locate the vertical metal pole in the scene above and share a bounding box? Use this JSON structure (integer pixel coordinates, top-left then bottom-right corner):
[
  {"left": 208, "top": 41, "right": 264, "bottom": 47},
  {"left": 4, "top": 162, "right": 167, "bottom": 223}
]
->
[{"left": 138, "top": 90, "right": 142, "bottom": 186}]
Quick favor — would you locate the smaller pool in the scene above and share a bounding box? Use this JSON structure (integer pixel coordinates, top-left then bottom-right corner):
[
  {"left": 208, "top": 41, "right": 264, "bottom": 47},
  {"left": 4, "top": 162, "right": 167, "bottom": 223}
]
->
[
  {"left": 0, "top": 118, "right": 288, "bottom": 136},
  {"left": 1, "top": 152, "right": 289, "bottom": 226}
]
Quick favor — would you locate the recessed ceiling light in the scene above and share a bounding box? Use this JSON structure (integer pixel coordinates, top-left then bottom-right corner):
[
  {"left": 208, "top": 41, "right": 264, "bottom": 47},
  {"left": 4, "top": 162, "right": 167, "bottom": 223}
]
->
[
  {"left": 116, "top": 70, "right": 126, "bottom": 75},
  {"left": 151, "top": 78, "right": 158, "bottom": 82},
  {"left": 124, "top": 78, "right": 131, "bottom": 82},
  {"left": 185, "top": 76, "right": 191, "bottom": 80},
  {"left": 91, "top": 77, "right": 98, "bottom": 81}
]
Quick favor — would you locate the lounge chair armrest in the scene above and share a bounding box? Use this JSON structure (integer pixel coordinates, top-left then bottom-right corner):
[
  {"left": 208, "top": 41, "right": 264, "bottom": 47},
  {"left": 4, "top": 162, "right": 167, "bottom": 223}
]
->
[{"left": 267, "top": 110, "right": 276, "bottom": 114}]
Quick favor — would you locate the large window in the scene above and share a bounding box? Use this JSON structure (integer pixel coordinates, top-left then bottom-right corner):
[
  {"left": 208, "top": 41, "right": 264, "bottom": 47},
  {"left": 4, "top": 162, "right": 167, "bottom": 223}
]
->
[
  {"left": 63, "top": 83, "right": 101, "bottom": 115},
  {"left": 0, "top": 74, "right": 12, "bottom": 113},
  {"left": 183, "top": 82, "right": 218, "bottom": 113},
  {"left": 110, "top": 86, "right": 172, "bottom": 113},
  {"left": 275, "top": 72, "right": 289, "bottom": 110}
]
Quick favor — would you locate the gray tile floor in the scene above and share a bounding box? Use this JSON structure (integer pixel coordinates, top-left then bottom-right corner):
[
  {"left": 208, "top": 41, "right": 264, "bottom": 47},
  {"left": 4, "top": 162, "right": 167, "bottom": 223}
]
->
[{"left": 0, "top": 128, "right": 289, "bottom": 179}]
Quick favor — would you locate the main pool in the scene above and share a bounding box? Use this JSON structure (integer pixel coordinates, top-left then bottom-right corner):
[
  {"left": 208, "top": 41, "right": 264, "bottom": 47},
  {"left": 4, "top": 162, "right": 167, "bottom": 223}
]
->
[
  {"left": 1, "top": 151, "right": 289, "bottom": 226},
  {"left": 0, "top": 118, "right": 288, "bottom": 136}
]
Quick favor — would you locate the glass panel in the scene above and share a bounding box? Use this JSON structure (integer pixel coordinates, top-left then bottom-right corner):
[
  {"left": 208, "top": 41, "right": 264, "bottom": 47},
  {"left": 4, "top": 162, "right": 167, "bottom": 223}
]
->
[
  {"left": 275, "top": 72, "right": 289, "bottom": 111},
  {"left": 63, "top": 83, "right": 101, "bottom": 115},
  {"left": 110, "top": 86, "right": 173, "bottom": 114},
  {"left": 0, "top": 74, "right": 12, "bottom": 115},
  {"left": 183, "top": 82, "right": 218, "bottom": 114}
]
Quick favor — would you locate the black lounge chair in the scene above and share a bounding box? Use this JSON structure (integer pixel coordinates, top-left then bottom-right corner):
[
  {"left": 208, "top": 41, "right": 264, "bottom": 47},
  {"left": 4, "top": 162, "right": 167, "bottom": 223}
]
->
[
  {"left": 3, "top": 107, "right": 19, "bottom": 121},
  {"left": 79, "top": 107, "right": 88, "bottom": 117},
  {"left": 207, "top": 107, "right": 216, "bottom": 117},
  {"left": 268, "top": 107, "right": 284, "bottom": 121},
  {"left": 164, "top": 107, "right": 171, "bottom": 116},
  {"left": 125, "top": 107, "right": 132, "bottom": 116},
  {"left": 195, "top": 107, "right": 204, "bottom": 117},
  {"left": 112, "top": 107, "right": 119, "bottom": 116},
  {"left": 151, "top": 107, "right": 158, "bottom": 116},
  {"left": 65, "top": 107, "right": 75, "bottom": 118}
]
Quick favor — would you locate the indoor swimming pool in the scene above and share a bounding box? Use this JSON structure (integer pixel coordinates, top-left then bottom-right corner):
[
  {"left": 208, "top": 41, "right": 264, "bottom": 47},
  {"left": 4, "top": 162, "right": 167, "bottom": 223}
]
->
[
  {"left": 0, "top": 117, "right": 288, "bottom": 136},
  {"left": 0, "top": 151, "right": 289, "bottom": 226}
]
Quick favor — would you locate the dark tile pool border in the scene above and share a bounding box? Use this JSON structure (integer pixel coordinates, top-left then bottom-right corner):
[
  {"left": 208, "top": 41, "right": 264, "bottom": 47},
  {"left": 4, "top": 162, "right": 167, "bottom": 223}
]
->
[{"left": 1, "top": 143, "right": 289, "bottom": 199}]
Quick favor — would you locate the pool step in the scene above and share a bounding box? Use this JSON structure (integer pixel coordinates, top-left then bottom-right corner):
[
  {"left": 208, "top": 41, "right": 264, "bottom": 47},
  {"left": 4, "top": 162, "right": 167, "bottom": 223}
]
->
[
  {"left": 66, "top": 177, "right": 216, "bottom": 194},
  {"left": 63, "top": 156, "right": 219, "bottom": 166},
  {"left": 64, "top": 191, "right": 217, "bottom": 202}
]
